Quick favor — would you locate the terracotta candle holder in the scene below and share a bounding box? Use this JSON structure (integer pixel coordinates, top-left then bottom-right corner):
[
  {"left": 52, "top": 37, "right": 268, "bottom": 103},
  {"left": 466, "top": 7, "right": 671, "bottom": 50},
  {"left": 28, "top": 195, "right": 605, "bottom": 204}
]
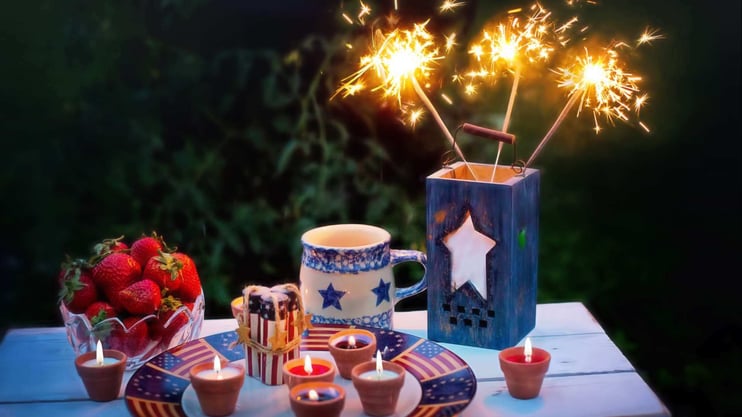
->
[
  {"left": 498, "top": 338, "right": 551, "bottom": 400},
  {"left": 282, "top": 355, "right": 336, "bottom": 390},
  {"left": 350, "top": 353, "right": 405, "bottom": 417},
  {"left": 74, "top": 345, "right": 127, "bottom": 402},
  {"left": 189, "top": 357, "right": 245, "bottom": 417},
  {"left": 289, "top": 381, "right": 346, "bottom": 417},
  {"left": 327, "top": 329, "right": 377, "bottom": 379},
  {"left": 230, "top": 296, "right": 244, "bottom": 319}
]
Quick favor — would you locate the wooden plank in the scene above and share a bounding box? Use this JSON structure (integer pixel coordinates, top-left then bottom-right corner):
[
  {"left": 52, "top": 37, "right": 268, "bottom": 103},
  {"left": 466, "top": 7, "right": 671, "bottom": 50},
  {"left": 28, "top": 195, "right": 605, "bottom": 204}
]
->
[{"left": 463, "top": 372, "right": 671, "bottom": 417}]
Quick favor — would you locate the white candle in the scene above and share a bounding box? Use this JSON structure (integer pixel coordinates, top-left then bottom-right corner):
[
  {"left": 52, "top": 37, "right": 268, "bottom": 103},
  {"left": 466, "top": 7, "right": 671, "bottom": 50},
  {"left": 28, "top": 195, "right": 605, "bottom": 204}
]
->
[
  {"left": 82, "top": 340, "right": 120, "bottom": 367},
  {"left": 360, "top": 350, "right": 398, "bottom": 380},
  {"left": 195, "top": 356, "right": 241, "bottom": 380}
]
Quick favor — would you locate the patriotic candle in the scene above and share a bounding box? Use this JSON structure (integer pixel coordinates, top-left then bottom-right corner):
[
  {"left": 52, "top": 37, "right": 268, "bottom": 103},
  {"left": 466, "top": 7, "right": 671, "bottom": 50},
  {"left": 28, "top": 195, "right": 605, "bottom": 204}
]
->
[
  {"left": 282, "top": 355, "right": 336, "bottom": 389},
  {"left": 351, "top": 351, "right": 406, "bottom": 417},
  {"left": 289, "top": 381, "right": 346, "bottom": 417},
  {"left": 328, "top": 329, "right": 377, "bottom": 379},
  {"left": 498, "top": 337, "right": 551, "bottom": 399},
  {"left": 74, "top": 340, "right": 127, "bottom": 402},
  {"left": 189, "top": 356, "right": 245, "bottom": 417}
]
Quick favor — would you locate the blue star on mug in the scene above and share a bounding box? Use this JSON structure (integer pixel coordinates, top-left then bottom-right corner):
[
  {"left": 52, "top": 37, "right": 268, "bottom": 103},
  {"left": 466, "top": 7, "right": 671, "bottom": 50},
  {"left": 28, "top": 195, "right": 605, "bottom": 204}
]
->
[
  {"left": 318, "top": 283, "right": 346, "bottom": 310},
  {"left": 371, "top": 278, "right": 391, "bottom": 306}
]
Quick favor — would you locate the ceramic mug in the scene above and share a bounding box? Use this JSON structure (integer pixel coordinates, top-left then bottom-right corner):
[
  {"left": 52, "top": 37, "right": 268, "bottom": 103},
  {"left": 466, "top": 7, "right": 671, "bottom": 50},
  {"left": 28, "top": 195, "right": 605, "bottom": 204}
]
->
[{"left": 300, "top": 224, "right": 427, "bottom": 329}]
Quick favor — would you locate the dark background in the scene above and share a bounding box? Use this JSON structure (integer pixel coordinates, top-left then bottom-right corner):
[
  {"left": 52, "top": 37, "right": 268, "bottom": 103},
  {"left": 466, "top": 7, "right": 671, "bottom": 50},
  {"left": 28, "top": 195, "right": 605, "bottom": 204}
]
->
[{"left": 0, "top": 1, "right": 739, "bottom": 416}]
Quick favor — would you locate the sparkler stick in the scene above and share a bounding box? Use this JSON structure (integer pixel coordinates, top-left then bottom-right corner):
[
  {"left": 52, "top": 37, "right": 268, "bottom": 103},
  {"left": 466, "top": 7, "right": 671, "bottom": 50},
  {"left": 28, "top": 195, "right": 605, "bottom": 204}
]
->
[
  {"left": 410, "top": 77, "right": 478, "bottom": 179},
  {"left": 490, "top": 64, "right": 520, "bottom": 182},
  {"left": 524, "top": 92, "right": 579, "bottom": 168}
]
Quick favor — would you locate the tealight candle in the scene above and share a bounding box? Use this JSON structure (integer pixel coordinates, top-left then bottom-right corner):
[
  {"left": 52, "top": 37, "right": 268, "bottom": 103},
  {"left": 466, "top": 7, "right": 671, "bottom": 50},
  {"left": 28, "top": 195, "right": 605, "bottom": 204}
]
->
[
  {"left": 282, "top": 354, "right": 335, "bottom": 390},
  {"left": 498, "top": 337, "right": 551, "bottom": 399},
  {"left": 190, "top": 356, "right": 245, "bottom": 417},
  {"left": 74, "top": 340, "right": 127, "bottom": 402},
  {"left": 351, "top": 350, "right": 406, "bottom": 417},
  {"left": 289, "top": 381, "right": 346, "bottom": 417},
  {"left": 328, "top": 329, "right": 377, "bottom": 379}
]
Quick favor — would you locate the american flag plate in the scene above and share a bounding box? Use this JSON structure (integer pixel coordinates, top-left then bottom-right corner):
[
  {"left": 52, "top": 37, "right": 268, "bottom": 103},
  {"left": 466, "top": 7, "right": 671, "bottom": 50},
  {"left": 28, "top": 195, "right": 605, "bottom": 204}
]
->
[{"left": 125, "top": 324, "right": 476, "bottom": 417}]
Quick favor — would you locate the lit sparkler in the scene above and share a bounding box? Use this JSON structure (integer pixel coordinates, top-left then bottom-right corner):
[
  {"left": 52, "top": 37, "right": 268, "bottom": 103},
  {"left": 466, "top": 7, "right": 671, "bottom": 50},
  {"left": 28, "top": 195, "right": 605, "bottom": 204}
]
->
[
  {"left": 525, "top": 43, "right": 648, "bottom": 168},
  {"left": 335, "top": 19, "right": 478, "bottom": 178},
  {"left": 464, "top": 4, "right": 575, "bottom": 181}
]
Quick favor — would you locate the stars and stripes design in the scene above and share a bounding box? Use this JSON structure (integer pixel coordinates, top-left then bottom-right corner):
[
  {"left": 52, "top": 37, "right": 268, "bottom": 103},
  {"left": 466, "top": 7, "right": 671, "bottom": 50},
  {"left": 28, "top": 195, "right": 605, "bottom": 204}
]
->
[
  {"left": 299, "top": 324, "right": 349, "bottom": 351},
  {"left": 392, "top": 339, "right": 469, "bottom": 382},
  {"left": 126, "top": 325, "right": 476, "bottom": 417}
]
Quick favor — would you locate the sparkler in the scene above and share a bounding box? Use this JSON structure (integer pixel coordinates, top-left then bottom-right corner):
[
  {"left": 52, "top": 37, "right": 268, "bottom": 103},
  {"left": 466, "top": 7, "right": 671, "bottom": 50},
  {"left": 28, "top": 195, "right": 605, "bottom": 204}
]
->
[
  {"left": 525, "top": 43, "right": 648, "bottom": 168},
  {"left": 335, "top": 18, "right": 478, "bottom": 179},
  {"left": 465, "top": 4, "right": 574, "bottom": 181}
]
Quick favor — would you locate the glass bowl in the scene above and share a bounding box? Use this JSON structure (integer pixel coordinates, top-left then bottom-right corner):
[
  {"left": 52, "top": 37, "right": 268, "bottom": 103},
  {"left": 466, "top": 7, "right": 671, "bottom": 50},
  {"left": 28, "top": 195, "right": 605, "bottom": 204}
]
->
[{"left": 60, "top": 289, "right": 205, "bottom": 370}]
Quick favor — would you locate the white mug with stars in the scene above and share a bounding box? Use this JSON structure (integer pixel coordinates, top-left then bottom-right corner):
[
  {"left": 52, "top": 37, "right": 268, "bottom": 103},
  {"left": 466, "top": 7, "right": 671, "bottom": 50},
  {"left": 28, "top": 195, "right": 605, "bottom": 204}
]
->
[{"left": 300, "top": 224, "right": 427, "bottom": 329}]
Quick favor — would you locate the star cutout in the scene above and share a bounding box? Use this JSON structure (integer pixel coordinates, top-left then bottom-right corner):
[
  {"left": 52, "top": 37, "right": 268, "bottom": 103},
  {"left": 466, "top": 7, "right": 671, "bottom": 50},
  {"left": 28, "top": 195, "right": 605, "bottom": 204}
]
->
[
  {"left": 443, "top": 212, "right": 495, "bottom": 300},
  {"left": 371, "top": 279, "right": 391, "bottom": 306},
  {"left": 318, "top": 283, "right": 346, "bottom": 310}
]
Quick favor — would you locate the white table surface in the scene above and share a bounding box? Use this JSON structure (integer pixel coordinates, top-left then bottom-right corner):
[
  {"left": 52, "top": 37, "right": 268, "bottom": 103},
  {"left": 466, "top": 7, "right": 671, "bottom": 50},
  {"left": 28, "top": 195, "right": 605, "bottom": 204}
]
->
[{"left": 0, "top": 302, "right": 670, "bottom": 417}]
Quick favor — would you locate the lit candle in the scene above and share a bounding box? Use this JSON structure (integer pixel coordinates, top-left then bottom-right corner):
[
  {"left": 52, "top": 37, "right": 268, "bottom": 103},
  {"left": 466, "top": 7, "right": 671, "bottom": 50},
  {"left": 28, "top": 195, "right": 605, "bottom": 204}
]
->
[
  {"left": 282, "top": 355, "right": 336, "bottom": 389},
  {"left": 82, "top": 340, "right": 121, "bottom": 367},
  {"left": 350, "top": 351, "right": 406, "bottom": 416},
  {"left": 74, "top": 341, "right": 127, "bottom": 402},
  {"left": 359, "top": 350, "right": 399, "bottom": 380},
  {"left": 289, "top": 382, "right": 346, "bottom": 417},
  {"left": 189, "top": 356, "right": 245, "bottom": 417},
  {"left": 328, "top": 329, "right": 377, "bottom": 379},
  {"left": 498, "top": 338, "right": 551, "bottom": 399}
]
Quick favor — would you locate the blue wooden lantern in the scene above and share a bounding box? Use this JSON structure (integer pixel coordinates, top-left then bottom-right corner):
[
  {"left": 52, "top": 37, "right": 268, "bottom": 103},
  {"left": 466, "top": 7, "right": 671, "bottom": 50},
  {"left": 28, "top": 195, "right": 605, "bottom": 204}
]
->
[{"left": 426, "top": 162, "right": 540, "bottom": 349}]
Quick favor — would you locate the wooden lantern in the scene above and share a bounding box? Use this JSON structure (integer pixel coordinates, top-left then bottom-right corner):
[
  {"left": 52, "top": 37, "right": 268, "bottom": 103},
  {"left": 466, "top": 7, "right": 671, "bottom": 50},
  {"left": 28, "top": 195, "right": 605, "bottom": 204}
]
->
[{"left": 426, "top": 162, "right": 540, "bottom": 349}]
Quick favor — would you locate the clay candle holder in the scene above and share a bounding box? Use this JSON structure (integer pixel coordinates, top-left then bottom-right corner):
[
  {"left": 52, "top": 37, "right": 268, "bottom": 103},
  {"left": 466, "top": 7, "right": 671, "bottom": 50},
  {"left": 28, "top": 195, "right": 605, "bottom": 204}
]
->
[
  {"left": 282, "top": 354, "right": 336, "bottom": 390},
  {"left": 189, "top": 356, "right": 245, "bottom": 417},
  {"left": 498, "top": 337, "right": 551, "bottom": 399},
  {"left": 328, "top": 329, "right": 377, "bottom": 379},
  {"left": 74, "top": 340, "right": 127, "bottom": 402},
  {"left": 289, "top": 381, "right": 346, "bottom": 417},
  {"left": 351, "top": 351, "right": 406, "bottom": 417}
]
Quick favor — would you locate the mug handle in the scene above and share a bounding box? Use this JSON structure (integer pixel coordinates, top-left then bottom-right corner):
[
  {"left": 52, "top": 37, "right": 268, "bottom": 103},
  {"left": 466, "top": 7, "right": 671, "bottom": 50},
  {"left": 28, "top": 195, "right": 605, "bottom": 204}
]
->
[{"left": 390, "top": 249, "right": 427, "bottom": 301}]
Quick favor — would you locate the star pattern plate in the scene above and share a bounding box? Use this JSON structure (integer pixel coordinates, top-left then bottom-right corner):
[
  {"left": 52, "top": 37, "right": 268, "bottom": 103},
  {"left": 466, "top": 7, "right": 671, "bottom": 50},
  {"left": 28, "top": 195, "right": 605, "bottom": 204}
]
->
[{"left": 125, "top": 324, "right": 476, "bottom": 417}]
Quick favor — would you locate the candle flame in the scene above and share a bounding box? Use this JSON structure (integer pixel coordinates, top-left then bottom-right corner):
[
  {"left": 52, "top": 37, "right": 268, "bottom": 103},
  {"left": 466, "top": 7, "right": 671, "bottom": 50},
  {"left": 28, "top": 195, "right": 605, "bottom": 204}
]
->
[
  {"left": 304, "top": 355, "right": 313, "bottom": 375},
  {"left": 95, "top": 340, "right": 104, "bottom": 366},
  {"left": 213, "top": 355, "right": 222, "bottom": 378},
  {"left": 308, "top": 389, "right": 319, "bottom": 401},
  {"left": 375, "top": 350, "right": 383, "bottom": 377},
  {"left": 348, "top": 335, "right": 357, "bottom": 348},
  {"left": 524, "top": 337, "right": 533, "bottom": 363}
]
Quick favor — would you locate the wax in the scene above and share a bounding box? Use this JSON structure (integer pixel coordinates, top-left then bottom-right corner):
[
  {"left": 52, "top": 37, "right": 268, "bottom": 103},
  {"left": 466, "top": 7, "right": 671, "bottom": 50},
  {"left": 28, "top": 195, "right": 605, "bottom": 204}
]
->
[
  {"left": 359, "top": 370, "right": 399, "bottom": 381},
  {"left": 295, "top": 388, "right": 340, "bottom": 402},
  {"left": 334, "top": 340, "right": 369, "bottom": 349},
  {"left": 289, "top": 364, "right": 331, "bottom": 376},
  {"left": 195, "top": 367, "right": 242, "bottom": 380},
  {"left": 81, "top": 357, "right": 120, "bottom": 367}
]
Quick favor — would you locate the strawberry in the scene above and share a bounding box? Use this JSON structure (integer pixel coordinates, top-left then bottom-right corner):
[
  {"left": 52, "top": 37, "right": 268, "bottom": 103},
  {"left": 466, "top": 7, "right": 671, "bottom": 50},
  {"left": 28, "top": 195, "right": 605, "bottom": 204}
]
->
[
  {"left": 92, "top": 235, "right": 128, "bottom": 256},
  {"left": 130, "top": 232, "right": 170, "bottom": 268},
  {"left": 172, "top": 252, "right": 201, "bottom": 302},
  {"left": 119, "top": 279, "right": 162, "bottom": 315},
  {"left": 92, "top": 252, "right": 141, "bottom": 310},
  {"left": 142, "top": 252, "right": 183, "bottom": 291},
  {"left": 155, "top": 306, "right": 190, "bottom": 348},
  {"left": 58, "top": 264, "right": 98, "bottom": 314},
  {"left": 85, "top": 301, "right": 116, "bottom": 326},
  {"left": 108, "top": 316, "right": 151, "bottom": 357}
]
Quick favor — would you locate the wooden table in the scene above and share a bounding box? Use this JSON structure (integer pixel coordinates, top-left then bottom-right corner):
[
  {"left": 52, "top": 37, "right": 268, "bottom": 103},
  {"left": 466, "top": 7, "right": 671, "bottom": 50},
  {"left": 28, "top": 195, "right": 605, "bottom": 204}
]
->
[{"left": 0, "top": 302, "right": 670, "bottom": 417}]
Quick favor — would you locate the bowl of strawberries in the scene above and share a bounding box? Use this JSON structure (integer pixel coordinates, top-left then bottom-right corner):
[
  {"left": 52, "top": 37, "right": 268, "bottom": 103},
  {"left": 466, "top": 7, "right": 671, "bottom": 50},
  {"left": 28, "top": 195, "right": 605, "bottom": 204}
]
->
[{"left": 58, "top": 233, "right": 205, "bottom": 370}]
